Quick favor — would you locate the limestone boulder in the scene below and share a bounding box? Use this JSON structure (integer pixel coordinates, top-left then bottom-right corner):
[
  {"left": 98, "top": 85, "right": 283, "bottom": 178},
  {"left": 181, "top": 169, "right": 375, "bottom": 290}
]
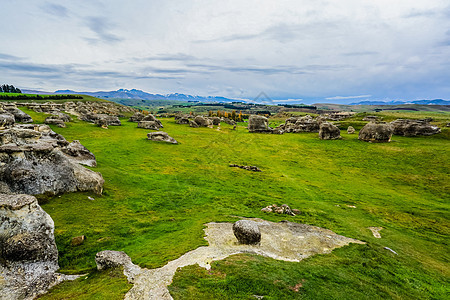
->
[
  {"left": 147, "top": 131, "right": 178, "bottom": 144},
  {"left": 390, "top": 119, "right": 441, "bottom": 136},
  {"left": 0, "top": 113, "right": 15, "bottom": 128},
  {"left": 193, "top": 116, "right": 212, "bottom": 127},
  {"left": 61, "top": 140, "right": 97, "bottom": 167},
  {"left": 4, "top": 106, "right": 33, "bottom": 123},
  {"left": 347, "top": 126, "right": 355, "bottom": 134},
  {"left": 138, "top": 121, "right": 163, "bottom": 130},
  {"left": 319, "top": 122, "right": 341, "bottom": 140},
  {"left": 233, "top": 220, "right": 261, "bottom": 244},
  {"left": 0, "top": 194, "right": 65, "bottom": 299},
  {"left": 248, "top": 115, "right": 272, "bottom": 133},
  {"left": 359, "top": 122, "right": 393, "bottom": 143}
]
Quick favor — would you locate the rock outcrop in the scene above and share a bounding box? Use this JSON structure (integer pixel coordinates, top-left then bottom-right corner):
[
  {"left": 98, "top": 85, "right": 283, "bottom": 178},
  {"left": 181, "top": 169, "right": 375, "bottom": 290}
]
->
[
  {"left": 0, "top": 124, "right": 104, "bottom": 195},
  {"left": 248, "top": 115, "right": 272, "bottom": 133},
  {"left": 147, "top": 131, "right": 178, "bottom": 144},
  {"left": 188, "top": 116, "right": 212, "bottom": 128},
  {"left": 358, "top": 122, "right": 393, "bottom": 143},
  {"left": 0, "top": 113, "right": 15, "bottom": 128},
  {"left": 232, "top": 220, "right": 261, "bottom": 245},
  {"left": 0, "top": 194, "right": 77, "bottom": 299},
  {"left": 2, "top": 104, "right": 33, "bottom": 123},
  {"left": 138, "top": 121, "right": 162, "bottom": 130},
  {"left": 95, "top": 250, "right": 142, "bottom": 283},
  {"left": 277, "top": 115, "right": 322, "bottom": 133},
  {"left": 390, "top": 119, "right": 441, "bottom": 136},
  {"left": 319, "top": 122, "right": 341, "bottom": 140}
]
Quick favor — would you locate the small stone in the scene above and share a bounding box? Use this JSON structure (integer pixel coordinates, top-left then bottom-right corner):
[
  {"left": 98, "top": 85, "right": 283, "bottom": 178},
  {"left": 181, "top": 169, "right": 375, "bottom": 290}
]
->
[
  {"left": 292, "top": 209, "right": 301, "bottom": 215},
  {"left": 88, "top": 196, "right": 95, "bottom": 201},
  {"left": 261, "top": 207, "right": 272, "bottom": 213},
  {"left": 347, "top": 126, "right": 355, "bottom": 134},
  {"left": 71, "top": 235, "right": 86, "bottom": 246},
  {"left": 232, "top": 220, "right": 261, "bottom": 245}
]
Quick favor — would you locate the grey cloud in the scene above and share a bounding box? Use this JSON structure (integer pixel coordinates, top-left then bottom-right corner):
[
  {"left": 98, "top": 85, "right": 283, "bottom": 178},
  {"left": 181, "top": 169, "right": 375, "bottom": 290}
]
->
[
  {"left": 41, "top": 3, "right": 69, "bottom": 17},
  {"left": 84, "top": 17, "right": 123, "bottom": 43},
  {"left": 342, "top": 51, "right": 378, "bottom": 56},
  {"left": 0, "top": 53, "right": 23, "bottom": 61},
  {"left": 135, "top": 54, "right": 197, "bottom": 62}
]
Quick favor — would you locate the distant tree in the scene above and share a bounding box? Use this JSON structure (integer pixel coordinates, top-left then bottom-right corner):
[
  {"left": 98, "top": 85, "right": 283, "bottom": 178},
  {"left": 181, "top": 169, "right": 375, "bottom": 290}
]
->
[
  {"left": 0, "top": 84, "right": 21, "bottom": 93},
  {"left": 231, "top": 110, "right": 236, "bottom": 120},
  {"left": 238, "top": 111, "right": 243, "bottom": 121},
  {"left": 216, "top": 110, "right": 221, "bottom": 118}
]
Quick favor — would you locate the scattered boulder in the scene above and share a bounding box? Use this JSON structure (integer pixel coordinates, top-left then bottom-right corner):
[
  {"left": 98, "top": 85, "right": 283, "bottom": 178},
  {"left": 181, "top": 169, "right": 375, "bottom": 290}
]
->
[
  {"left": 189, "top": 120, "right": 199, "bottom": 128},
  {"left": 229, "top": 164, "right": 262, "bottom": 172},
  {"left": 221, "top": 117, "right": 236, "bottom": 126},
  {"left": 147, "top": 131, "right": 178, "bottom": 144},
  {"left": 248, "top": 115, "right": 273, "bottom": 133},
  {"left": 175, "top": 115, "right": 191, "bottom": 124},
  {"left": 260, "top": 204, "right": 299, "bottom": 216},
  {"left": 138, "top": 121, "right": 163, "bottom": 130},
  {"left": 363, "top": 115, "right": 381, "bottom": 122},
  {"left": 95, "top": 114, "right": 121, "bottom": 126},
  {"left": 390, "top": 119, "right": 441, "bottom": 136},
  {"left": 95, "top": 250, "right": 142, "bottom": 283},
  {"left": 0, "top": 194, "right": 76, "bottom": 299},
  {"left": 347, "top": 126, "right": 355, "bottom": 134},
  {"left": 358, "top": 122, "right": 393, "bottom": 143},
  {"left": 129, "top": 112, "right": 146, "bottom": 122},
  {"left": 44, "top": 116, "right": 66, "bottom": 128},
  {"left": 0, "top": 124, "right": 104, "bottom": 195},
  {"left": 192, "top": 116, "right": 213, "bottom": 127},
  {"left": 232, "top": 220, "right": 261, "bottom": 245},
  {"left": 278, "top": 115, "right": 322, "bottom": 133},
  {"left": 319, "top": 122, "right": 341, "bottom": 140},
  {"left": 209, "top": 117, "right": 221, "bottom": 125}
]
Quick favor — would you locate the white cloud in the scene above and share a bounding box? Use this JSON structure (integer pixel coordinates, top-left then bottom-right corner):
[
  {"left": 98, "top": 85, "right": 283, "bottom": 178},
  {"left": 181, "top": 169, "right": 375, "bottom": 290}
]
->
[{"left": 1, "top": 0, "right": 449, "bottom": 102}]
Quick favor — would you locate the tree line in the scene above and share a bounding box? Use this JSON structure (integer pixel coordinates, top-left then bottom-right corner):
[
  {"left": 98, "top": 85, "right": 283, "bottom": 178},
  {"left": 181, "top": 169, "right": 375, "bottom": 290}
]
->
[
  {"left": 0, "top": 94, "right": 83, "bottom": 100},
  {"left": 0, "top": 84, "right": 21, "bottom": 93}
]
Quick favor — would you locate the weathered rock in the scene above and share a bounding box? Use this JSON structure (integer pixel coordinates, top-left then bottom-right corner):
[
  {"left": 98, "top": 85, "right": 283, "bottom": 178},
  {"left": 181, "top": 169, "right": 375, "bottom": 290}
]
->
[
  {"left": 138, "top": 121, "right": 162, "bottom": 130},
  {"left": 147, "top": 131, "right": 178, "bottom": 144},
  {"left": 189, "top": 120, "right": 199, "bottom": 128},
  {"left": 0, "top": 113, "right": 15, "bottom": 128},
  {"left": 232, "top": 220, "right": 261, "bottom": 244},
  {"left": 363, "top": 115, "right": 381, "bottom": 122},
  {"left": 221, "top": 117, "right": 236, "bottom": 126},
  {"left": 95, "top": 250, "right": 142, "bottom": 283},
  {"left": 390, "top": 119, "right": 441, "bottom": 136},
  {"left": 209, "top": 117, "right": 221, "bottom": 125},
  {"left": 229, "top": 164, "right": 262, "bottom": 172},
  {"left": 347, "top": 126, "right": 355, "bottom": 134},
  {"left": 0, "top": 194, "right": 76, "bottom": 299},
  {"left": 319, "top": 122, "right": 341, "bottom": 140},
  {"left": 129, "top": 112, "right": 146, "bottom": 122},
  {"left": 4, "top": 107, "right": 33, "bottom": 123},
  {"left": 44, "top": 116, "right": 66, "bottom": 128},
  {"left": 0, "top": 124, "right": 104, "bottom": 195},
  {"left": 281, "top": 115, "right": 322, "bottom": 133},
  {"left": 248, "top": 115, "right": 273, "bottom": 133},
  {"left": 95, "top": 114, "right": 121, "bottom": 126},
  {"left": 61, "top": 140, "right": 97, "bottom": 167},
  {"left": 358, "top": 122, "right": 393, "bottom": 143},
  {"left": 192, "top": 116, "right": 212, "bottom": 127},
  {"left": 176, "top": 117, "right": 190, "bottom": 124}
]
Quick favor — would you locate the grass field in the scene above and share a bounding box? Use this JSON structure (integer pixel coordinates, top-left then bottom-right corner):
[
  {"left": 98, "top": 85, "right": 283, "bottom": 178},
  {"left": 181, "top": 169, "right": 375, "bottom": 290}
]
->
[{"left": 16, "top": 107, "right": 449, "bottom": 299}]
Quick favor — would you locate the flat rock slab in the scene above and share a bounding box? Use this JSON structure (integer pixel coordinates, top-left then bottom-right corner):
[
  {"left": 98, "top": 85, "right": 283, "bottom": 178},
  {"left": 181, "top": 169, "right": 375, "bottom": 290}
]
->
[{"left": 125, "top": 218, "right": 364, "bottom": 300}]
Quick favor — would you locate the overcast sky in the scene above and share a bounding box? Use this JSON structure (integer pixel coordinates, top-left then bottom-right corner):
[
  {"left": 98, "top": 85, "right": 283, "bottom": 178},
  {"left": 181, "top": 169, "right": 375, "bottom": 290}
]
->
[{"left": 1, "top": 0, "right": 450, "bottom": 103}]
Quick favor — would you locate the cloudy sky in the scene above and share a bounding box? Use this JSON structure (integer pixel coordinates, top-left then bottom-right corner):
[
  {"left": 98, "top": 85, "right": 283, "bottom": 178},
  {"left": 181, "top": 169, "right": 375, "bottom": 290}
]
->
[{"left": 1, "top": 0, "right": 450, "bottom": 103}]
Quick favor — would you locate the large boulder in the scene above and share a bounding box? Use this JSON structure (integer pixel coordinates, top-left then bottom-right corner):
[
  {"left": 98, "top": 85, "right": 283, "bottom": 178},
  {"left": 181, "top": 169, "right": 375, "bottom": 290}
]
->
[
  {"left": 3, "top": 106, "right": 33, "bottom": 123},
  {"left": 347, "top": 126, "right": 356, "bottom": 134},
  {"left": 248, "top": 115, "right": 272, "bottom": 133},
  {"left": 95, "top": 114, "right": 121, "bottom": 126},
  {"left": 359, "top": 122, "right": 393, "bottom": 143},
  {"left": 192, "top": 116, "right": 212, "bottom": 127},
  {"left": 390, "top": 119, "right": 441, "bottom": 136},
  {"left": 0, "top": 194, "right": 71, "bottom": 299},
  {"left": 319, "top": 122, "right": 341, "bottom": 140},
  {"left": 147, "top": 131, "right": 178, "bottom": 144},
  {"left": 129, "top": 112, "right": 146, "bottom": 122},
  {"left": 0, "top": 124, "right": 104, "bottom": 195},
  {"left": 209, "top": 117, "right": 221, "bottom": 125},
  {"left": 138, "top": 121, "right": 163, "bottom": 130},
  {"left": 61, "top": 140, "right": 97, "bottom": 167},
  {"left": 281, "top": 115, "right": 321, "bottom": 133},
  {"left": 232, "top": 220, "right": 261, "bottom": 244}
]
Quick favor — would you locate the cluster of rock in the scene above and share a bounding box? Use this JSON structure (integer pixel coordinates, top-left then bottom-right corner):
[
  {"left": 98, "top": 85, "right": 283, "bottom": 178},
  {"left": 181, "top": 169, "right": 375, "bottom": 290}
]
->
[
  {"left": 261, "top": 204, "right": 301, "bottom": 216},
  {"left": 358, "top": 122, "right": 393, "bottom": 143},
  {"left": 0, "top": 123, "right": 104, "bottom": 195},
  {"left": 248, "top": 115, "right": 283, "bottom": 134},
  {"left": 0, "top": 194, "right": 77, "bottom": 299},
  {"left": 79, "top": 113, "right": 121, "bottom": 127},
  {"left": 175, "top": 114, "right": 237, "bottom": 127},
  {"left": 390, "top": 118, "right": 441, "bottom": 136},
  {"left": 229, "top": 164, "right": 262, "bottom": 172},
  {"left": 275, "top": 115, "right": 326, "bottom": 133},
  {"left": 129, "top": 112, "right": 164, "bottom": 130},
  {"left": 147, "top": 131, "right": 178, "bottom": 144},
  {"left": 0, "top": 103, "right": 33, "bottom": 126},
  {"left": 44, "top": 112, "right": 73, "bottom": 128}
]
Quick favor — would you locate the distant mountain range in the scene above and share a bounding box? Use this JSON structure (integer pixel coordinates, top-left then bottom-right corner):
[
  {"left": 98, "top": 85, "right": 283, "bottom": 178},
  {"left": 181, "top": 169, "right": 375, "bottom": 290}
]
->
[
  {"left": 350, "top": 99, "right": 450, "bottom": 105},
  {"left": 52, "top": 89, "right": 243, "bottom": 103}
]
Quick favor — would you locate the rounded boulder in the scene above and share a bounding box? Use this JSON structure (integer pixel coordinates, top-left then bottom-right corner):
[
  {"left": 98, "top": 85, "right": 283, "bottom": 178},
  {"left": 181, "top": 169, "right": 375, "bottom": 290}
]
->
[{"left": 232, "top": 220, "right": 261, "bottom": 245}]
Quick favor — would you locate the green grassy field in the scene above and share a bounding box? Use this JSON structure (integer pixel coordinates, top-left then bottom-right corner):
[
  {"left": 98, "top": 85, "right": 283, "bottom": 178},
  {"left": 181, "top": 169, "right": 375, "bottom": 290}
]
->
[{"left": 17, "top": 107, "right": 449, "bottom": 299}]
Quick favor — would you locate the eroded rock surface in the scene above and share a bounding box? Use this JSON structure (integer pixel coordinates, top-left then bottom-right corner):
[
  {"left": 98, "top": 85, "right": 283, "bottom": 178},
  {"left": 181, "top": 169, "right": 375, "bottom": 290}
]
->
[
  {"left": 390, "top": 119, "right": 441, "bottom": 136},
  {"left": 0, "top": 124, "right": 104, "bottom": 195},
  {"left": 248, "top": 115, "right": 273, "bottom": 133},
  {"left": 125, "top": 219, "right": 364, "bottom": 300},
  {"left": 319, "top": 122, "right": 341, "bottom": 140},
  {"left": 358, "top": 122, "right": 393, "bottom": 143},
  {"left": 0, "top": 194, "right": 77, "bottom": 300},
  {"left": 95, "top": 250, "right": 142, "bottom": 283},
  {"left": 277, "top": 115, "right": 323, "bottom": 133},
  {"left": 147, "top": 131, "right": 178, "bottom": 144},
  {"left": 233, "top": 220, "right": 261, "bottom": 244}
]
